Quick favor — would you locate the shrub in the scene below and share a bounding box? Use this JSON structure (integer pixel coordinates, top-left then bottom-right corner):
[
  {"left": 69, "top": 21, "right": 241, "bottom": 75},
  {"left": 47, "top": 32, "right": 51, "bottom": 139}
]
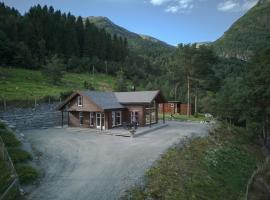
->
[
  {"left": 0, "top": 122, "right": 6, "bottom": 129},
  {"left": 16, "top": 165, "right": 39, "bottom": 184},
  {"left": 0, "top": 130, "right": 21, "bottom": 147},
  {"left": 0, "top": 161, "right": 13, "bottom": 194},
  {"left": 60, "top": 90, "right": 74, "bottom": 100},
  {"left": 8, "top": 148, "right": 32, "bottom": 163}
]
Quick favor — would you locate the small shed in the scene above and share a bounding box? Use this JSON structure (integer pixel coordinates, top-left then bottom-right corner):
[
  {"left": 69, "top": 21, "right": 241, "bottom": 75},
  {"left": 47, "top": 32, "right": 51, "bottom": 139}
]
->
[{"left": 159, "top": 101, "right": 181, "bottom": 114}]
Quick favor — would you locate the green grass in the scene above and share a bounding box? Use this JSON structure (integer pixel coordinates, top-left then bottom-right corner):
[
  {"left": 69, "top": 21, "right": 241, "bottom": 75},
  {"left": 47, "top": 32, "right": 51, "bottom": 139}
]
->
[
  {"left": 0, "top": 129, "right": 21, "bottom": 148},
  {"left": 123, "top": 123, "right": 264, "bottom": 200},
  {"left": 159, "top": 113, "right": 207, "bottom": 122},
  {"left": 0, "top": 67, "right": 116, "bottom": 101},
  {"left": 8, "top": 148, "right": 33, "bottom": 163},
  {"left": 0, "top": 160, "right": 13, "bottom": 195},
  {"left": 0, "top": 122, "right": 39, "bottom": 187},
  {"left": 15, "top": 164, "right": 39, "bottom": 185}
]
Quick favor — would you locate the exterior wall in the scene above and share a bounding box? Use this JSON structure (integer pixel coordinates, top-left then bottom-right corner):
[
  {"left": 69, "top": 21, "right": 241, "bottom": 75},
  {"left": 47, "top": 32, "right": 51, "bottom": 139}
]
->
[
  {"left": 125, "top": 105, "right": 145, "bottom": 127},
  {"left": 68, "top": 94, "right": 102, "bottom": 112},
  {"left": 159, "top": 103, "right": 180, "bottom": 114},
  {"left": 180, "top": 104, "right": 194, "bottom": 115}
]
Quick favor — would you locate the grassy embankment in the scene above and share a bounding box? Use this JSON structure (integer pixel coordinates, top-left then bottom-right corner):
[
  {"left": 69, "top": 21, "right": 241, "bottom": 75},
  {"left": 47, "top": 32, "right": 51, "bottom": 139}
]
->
[
  {"left": 0, "top": 67, "right": 116, "bottom": 101},
  {"left": 0, "top": 122, "right": 39, "bottom": 190},
  {"left": 123, "top": 123, "right": 264, "bottom": 200}
]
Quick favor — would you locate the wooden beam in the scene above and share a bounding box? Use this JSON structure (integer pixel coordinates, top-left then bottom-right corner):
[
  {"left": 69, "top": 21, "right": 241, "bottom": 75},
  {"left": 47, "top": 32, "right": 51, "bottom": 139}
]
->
[
  {"left": 150, "top": 106, "right": 152, "bottom": 128},
  {"left": 163, "top": 103, "right": 165, "bottom": 124},
  {"left": 61, "top": 111, "right": 64, "bottom": 128}
]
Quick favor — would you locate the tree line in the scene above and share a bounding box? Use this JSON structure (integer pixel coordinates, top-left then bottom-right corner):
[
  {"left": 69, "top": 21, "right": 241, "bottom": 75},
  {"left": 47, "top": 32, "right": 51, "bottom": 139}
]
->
[
  {"left": 0, "top": 3, "right": 128, "bottom": 70},
  {"left": 151, "top": 43, "right": 269, "bottom": 145}
]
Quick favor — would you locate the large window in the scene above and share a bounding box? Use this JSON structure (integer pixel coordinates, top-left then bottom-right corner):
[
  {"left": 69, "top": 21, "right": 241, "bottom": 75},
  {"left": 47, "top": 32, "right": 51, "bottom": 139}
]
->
[
  {"left": 145, "top": 108, "right": 156, "bottom": 124},
  {"left": 89, "top": 112, "right": 94, "bottom": 127},
  {"left": 112, "top": 111, "right": 122, "bottom": 127},
  {"left": 79, "top": 112, "right": 84, "bottom": 125},
  {"left": 78, "top": 96, "right": 83, "bottom": 106}
]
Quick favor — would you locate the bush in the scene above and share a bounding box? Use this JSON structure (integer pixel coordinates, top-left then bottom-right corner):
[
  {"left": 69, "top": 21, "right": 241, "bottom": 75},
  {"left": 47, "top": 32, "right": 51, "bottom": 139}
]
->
[
  {"left": 0, "top": 161, "right": 13, "bottom": 194},
  {"left": 0, "top": 129, "right": 21, "bottom": 147},
  {"left": 16, "top": 165, "right": 39, "bottom": 184},
  {"left": 0, "top": 122, "right": 6, "bottom": 129},
  {"left": 8, "top": 148, "right": 32, "bottom": 163},
  {"left": 60, "top": 90, "right": 74, "bottom": 100}
]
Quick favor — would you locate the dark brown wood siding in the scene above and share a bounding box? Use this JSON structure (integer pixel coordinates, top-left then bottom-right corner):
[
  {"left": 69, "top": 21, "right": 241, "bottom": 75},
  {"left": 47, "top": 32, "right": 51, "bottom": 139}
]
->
[{"left": 68, "top": 94, "right": 102, "bottom": 112}]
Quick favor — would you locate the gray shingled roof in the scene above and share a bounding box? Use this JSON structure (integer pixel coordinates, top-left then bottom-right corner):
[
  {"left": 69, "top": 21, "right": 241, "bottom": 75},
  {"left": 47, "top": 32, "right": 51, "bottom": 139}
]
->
[
  {"left": 114, "top": 91, "right": 160, "bottom": 104},
  {"left": 80, "top": 91, "right": 125, "bottom": 110}
]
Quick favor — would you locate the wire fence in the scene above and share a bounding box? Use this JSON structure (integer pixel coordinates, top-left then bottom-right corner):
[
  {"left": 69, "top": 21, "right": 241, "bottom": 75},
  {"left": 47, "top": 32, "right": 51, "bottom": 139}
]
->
[
  {"left": 0, "top": 136, "right": 19, "bottom": 200},
  {"left": 0, "top": 96, "right": 64, "bottom": 112}
]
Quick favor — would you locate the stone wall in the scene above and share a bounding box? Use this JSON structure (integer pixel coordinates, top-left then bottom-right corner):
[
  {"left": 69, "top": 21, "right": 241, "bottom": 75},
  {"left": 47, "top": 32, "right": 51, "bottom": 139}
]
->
[{"left": 0, "top": 103, "right": 68, "bottom": 130}]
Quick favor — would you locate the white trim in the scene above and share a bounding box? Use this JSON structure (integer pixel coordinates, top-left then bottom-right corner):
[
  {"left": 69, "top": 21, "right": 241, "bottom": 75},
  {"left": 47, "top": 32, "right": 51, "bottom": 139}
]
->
[
  {"left": 78, "top": 96, "right": 83, "bottom": 107},
  {"left": 112, "top": 111, "right": 122, "bottom": 127}
]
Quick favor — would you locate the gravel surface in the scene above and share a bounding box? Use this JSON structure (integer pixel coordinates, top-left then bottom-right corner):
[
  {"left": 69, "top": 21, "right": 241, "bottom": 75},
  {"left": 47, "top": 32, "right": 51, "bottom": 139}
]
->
[{"left": 24, "top": 121, "right": 209, "bottom": 200}]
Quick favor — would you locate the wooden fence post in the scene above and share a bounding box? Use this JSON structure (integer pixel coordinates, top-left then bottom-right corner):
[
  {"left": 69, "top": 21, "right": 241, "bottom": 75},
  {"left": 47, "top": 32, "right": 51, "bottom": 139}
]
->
[{"left": 3, "top": 99, "right": 6, "bottom": 111}]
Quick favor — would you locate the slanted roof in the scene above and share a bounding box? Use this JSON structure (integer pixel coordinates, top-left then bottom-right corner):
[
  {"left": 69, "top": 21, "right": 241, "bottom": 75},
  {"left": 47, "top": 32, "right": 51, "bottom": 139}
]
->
[
  {"left": 115, "top": 90, "right": 165, "bottom": 104},
  {"left": 81, "top": 91, "right": 125, "bottom": 110}
]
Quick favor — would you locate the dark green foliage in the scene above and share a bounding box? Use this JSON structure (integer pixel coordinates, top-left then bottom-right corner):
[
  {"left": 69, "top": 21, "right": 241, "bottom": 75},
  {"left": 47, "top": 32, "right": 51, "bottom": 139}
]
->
[
  {"left": 114, "top": 71, "right": 128, "bottom": 92},
  {"left": 0, "top": 3, "right": 128, "bottom": 70},
  {"left": 0, "top": 129, "right": 21, "bottom": 147},
  {"left": 15, "top": 164, "right": 39, "bottom": 184},
  {"left": 84, "top": 80, "right": 95, "bottom": 90},
  {"left": 0, "top": 161, "right": 13, "bottom": 194},
  {"left": 123, "top": 125, "right": 263, "bottom": 200},
  {"left": 60, "top": 90, "right": 74, "bottom": 100},
  {"left": 88, "top": 16, "right": 175, "bottom": 58},
  {"left": 8, "top": 148, "right": 33, "bottom": 163},
  {"left": 42, "top": 55, "right": 64, "bottom": 85},
  {"left": 213, "top": 0, "right": 270, "bottom": 60}
]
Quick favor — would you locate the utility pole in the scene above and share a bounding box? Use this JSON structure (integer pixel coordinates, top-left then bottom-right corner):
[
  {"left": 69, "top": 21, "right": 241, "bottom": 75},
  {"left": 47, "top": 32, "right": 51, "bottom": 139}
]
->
[
  {"left": 105, "top": 61, "right": 108, "bottom": 74},
  {"left": 187, "top": 76, "right": 190, "bottom": 118},
  {"left": 195, "top": 86, "right": 198, "bottom": 115},
  {"left": 92, "top": 65, "right": 95, "bottom": 77}
]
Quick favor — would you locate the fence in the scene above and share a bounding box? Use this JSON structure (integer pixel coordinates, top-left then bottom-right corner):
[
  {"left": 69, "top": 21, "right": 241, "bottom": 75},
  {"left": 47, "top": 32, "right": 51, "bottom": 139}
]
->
[
  {"left": 0, "top": 136, "right": 19, "bottom": 200},
  {"left": 244, "top": 156, "right": 270, "bottom": 200},
  {"left": 0, "top": 96, "right": 63, "bottom": 112}
]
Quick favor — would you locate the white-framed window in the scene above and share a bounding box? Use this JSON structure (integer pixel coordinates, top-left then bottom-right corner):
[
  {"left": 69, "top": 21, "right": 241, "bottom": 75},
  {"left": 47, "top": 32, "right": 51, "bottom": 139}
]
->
[
  {"left": 79, "top": 112, "right": 84, "bottom": 125},
  {"left": 78, "top": 96, "right": 83, "bottom": 107},
  {"left": 112, "top": 111, "right": 122, "bottom": 127},
  {"left": 170, "top": 103, "right": 174, "bottom": 108},
  {"left": 89, "top": 112, "right": 94, "bottom": 127}
]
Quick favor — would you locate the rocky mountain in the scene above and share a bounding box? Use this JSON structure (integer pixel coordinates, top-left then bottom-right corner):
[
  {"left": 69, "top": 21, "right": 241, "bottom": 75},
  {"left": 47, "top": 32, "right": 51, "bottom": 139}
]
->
[
  {"left": 88, "top": 16, "right": 176, "bottom": 57},
  {"left": 213, "top": 0, "right": 270, "bottom": 60}
]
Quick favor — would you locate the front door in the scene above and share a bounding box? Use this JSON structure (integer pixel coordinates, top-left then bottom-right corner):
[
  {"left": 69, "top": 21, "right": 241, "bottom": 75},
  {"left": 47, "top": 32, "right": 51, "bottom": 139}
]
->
[{"left": 96, "top": 113, "right": 105, "bottom": 129}]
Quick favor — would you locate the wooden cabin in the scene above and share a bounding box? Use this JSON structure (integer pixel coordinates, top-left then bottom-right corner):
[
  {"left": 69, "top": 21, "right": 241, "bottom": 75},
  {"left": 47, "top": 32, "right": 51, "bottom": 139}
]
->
[{"left": 58, "top": 90, "right": 166, "bottom": 130}]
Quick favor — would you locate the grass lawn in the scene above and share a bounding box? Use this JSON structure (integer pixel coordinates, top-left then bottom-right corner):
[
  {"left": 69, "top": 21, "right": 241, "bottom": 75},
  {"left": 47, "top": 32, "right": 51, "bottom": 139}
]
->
[
  {"left": 0, "top": 67, "right": 116, "bottom": 101},
  {"left": 123, "top": 123, "right": 264, "bottom": 200},
  {"left": 159, "top": 113, "right": 207, "bottom": 122},
  {"left": 0, "top": 122, "right": 39, "bottom": 186},
  {"left": 0, "top": 160, "right": 13, "bottom": 195}
]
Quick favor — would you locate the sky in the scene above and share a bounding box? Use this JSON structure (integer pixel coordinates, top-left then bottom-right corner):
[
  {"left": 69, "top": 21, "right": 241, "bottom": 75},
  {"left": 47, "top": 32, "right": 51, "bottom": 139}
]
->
[{"left": 2, "top": 0, "right": 259, "bottom": 46}]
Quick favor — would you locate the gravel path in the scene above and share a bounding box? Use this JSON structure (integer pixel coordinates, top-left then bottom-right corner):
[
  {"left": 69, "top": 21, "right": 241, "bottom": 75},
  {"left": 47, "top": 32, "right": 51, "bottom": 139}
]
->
[{"left": 24, "top": 121, "right": 209, "bottom": 200}]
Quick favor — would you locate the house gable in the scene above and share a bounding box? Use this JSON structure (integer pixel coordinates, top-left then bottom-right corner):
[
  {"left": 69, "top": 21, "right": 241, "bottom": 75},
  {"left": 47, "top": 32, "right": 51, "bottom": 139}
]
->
[{"left": 58, "top": 92, "right": 103, "bottom": 112}]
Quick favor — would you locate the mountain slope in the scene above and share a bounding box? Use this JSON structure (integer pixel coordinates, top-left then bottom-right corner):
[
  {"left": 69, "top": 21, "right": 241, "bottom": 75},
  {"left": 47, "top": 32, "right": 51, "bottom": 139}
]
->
[
  {"left": 213, "top": 0, "right": 270, "bottom": 60},
  {"left": 88, "top": 16, "right": 175, "bottom": 57}
]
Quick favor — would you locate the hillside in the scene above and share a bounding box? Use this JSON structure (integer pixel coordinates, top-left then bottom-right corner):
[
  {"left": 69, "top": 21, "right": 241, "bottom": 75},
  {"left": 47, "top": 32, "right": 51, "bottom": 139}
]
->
[
  {"left": 0, "top": 67, "right": 116, "bottom": 101},
  {"left": 88, "top": 16, "right": 176, "bottom": 57},
  {"left": 213, "top": 0, "right": 270, "bottom": 60}
]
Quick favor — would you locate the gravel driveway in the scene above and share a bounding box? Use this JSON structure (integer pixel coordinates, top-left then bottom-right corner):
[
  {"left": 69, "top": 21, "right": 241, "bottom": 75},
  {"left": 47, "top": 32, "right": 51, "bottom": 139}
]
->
[{"left": 24, "top": 121, "right": 209, "bottom": 200}]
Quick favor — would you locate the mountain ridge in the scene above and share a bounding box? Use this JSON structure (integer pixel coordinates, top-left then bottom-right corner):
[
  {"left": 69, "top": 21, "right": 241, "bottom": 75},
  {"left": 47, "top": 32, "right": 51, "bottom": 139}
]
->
[
  {"left": 87, "top": 16, "right": 176, "bottom": 56},
  {"left": 213, "top": 0, "right": 270, "bottom": 60}
]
